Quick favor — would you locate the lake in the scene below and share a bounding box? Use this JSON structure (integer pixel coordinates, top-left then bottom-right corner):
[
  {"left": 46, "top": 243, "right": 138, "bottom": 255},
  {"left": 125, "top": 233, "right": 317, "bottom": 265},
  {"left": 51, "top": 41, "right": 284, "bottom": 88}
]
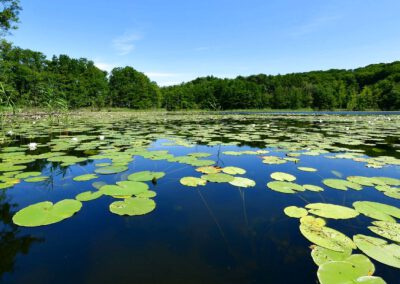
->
[{"left": 0, "top": 112, "right": 399, "bottom": 283}]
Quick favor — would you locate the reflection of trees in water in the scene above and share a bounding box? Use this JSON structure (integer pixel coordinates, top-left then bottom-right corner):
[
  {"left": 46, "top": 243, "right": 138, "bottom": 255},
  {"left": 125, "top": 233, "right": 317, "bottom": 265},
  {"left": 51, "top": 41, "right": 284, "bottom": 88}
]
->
[{"left": 0, "top": 192, "right": 43, "bottom": 278}]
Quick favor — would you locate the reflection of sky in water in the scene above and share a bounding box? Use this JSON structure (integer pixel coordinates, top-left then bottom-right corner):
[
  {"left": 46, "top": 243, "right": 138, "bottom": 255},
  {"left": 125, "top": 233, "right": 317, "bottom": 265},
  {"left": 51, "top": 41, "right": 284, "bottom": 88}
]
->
[{"left": 1, "top": 131, "right": 400, "bottom": 283}]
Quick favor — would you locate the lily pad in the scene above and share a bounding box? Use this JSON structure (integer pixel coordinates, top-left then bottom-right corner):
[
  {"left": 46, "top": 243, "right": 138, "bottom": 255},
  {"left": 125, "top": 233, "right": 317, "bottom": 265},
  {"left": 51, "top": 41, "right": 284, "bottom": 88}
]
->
[
  {"left": 94, "top": 165, "right": 128, "bottom": 175},
  {"left": 303, "top": 184, "right": 324, "bottom": 192},
  {"left": 128, "top": 171, "right": 165, "bottom": 182},
  {"left": 270, "top": 172, "right": 296, "bottom": 182},
  {"left": 109, "top": 197, "right": 156, "bottom": 216},
  {"left": 305, "top": 203, "right": 359, "bottom": 220},
  {"left": 284, "top": 206, "right": 308, "bottom": 218},
  {"left": 267, "top": 181, "right": 304, "bottom": 194},
  {"left": 229, "top": 177, "right": 256, "bottom": 188},
  {"left": 12, "top": 199, "right": 82, "bottom": 227},
  {"left": 368, "top": 221, "right": 400, "bottom": 242},
  {"left": 180, "top": 177, "right": 207, "bottom": 187},
  {"left": 298, "top": 167, "right": 317, "bottom": 172},
  {"left": 353, "top": 234, "right": 400, "bottom": 269},
  {"left": 353, "top": 201, "right": 400, "bottom": 223},
  {"left": 73, "top": 174, "right": 98, "bottom": 181},
  {"left": 222, "top": 166, "right": 246, "bottom": 175},
  {"left": 201, "top": 173, "right": 234, "bottom": 183},
  {"left": 311, "top": 246, "right": 352, "bottom": 266},
  {"left": 317, "top": 254, "right": 379, "bottom": 284},
  {"left": 75, "top": 191, "right": 103, "bottom": 201},
  {"left": 300, "top": 224, "right": 356, "bottom": 252},
  {"left": 323, "top": 178, "right": 363, "bottom": 191}
]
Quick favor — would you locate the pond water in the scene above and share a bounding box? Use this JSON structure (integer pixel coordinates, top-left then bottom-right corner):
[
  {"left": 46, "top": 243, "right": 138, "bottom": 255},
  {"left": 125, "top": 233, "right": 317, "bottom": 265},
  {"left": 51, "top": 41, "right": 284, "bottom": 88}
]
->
[{"left": 0, "top": 112, "right": 399, "bottom": 284}]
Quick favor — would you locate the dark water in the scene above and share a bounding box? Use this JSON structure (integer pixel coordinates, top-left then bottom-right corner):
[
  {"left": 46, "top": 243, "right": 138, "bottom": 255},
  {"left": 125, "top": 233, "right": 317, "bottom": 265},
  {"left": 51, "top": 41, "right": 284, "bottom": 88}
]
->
[{"left": 0, "top": 113, "right": 399, "bottom": 283}]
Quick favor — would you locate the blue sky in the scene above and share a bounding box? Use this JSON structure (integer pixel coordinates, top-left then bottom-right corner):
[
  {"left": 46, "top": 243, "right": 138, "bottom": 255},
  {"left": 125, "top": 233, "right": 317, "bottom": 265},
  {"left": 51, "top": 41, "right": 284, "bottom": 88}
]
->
[{"left": 8, "top": 0, "right": 400, "bottom": 86}]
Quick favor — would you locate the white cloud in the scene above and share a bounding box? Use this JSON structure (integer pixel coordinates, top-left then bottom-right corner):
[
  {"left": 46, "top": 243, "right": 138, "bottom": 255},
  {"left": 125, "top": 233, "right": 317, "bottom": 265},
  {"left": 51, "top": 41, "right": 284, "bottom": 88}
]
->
[
  {"left": 144, "top": 72, "right": 180, "bottom": 78},
  {"left": 112, "top": 32, "right": 142, "bottom": 55},
  {"left": 94, "top": 61, "right": 117, "bottom": 73}
]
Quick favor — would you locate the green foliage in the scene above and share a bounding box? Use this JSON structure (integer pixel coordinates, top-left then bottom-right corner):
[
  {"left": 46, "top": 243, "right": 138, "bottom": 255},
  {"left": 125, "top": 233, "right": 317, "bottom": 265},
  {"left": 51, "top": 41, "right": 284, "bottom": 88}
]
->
[
  {"left": 161, "top": 62, "right": 400, "bottom": 111},
  {"left": 0, "top": 0, "right": 21, "bottom": 36}
]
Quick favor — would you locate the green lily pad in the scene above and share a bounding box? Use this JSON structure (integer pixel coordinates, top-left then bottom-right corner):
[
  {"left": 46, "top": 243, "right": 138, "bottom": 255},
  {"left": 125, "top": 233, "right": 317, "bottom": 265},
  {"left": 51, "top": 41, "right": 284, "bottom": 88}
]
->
[
  {"left": 14, "top": 172, "right": 41, "bottom": 179},
  {"left": 306, "top": 203, "right": 359, "bottom": 220},
  {"left": 24, "top": 176, "right": 49, "bottom": 182},
  {"left": 12, "top": 199, "right": 82, "bottom": 227},
  {"left": 347, "top": 176, "right": 384, "bottom": 187},
  {"left": 75, "top": 191, "right": 103, "bottom": 201},
  {"left": 109, "top": 197, "right": 156, "bottom": 216},
  {"left": 270, "top": 172, "right": 296, "bottom": 182},
  {"left": 94, "top": 165, "right": 128, "bottom": 175},
  {"left": 297, "top": 167, "right": 317, "bottom": 172},
  {"left": 73, "top": 174, "right": 98, "bottom": 181},
  {"left": 353, "top": 234, "right": 400, "bottom": 269},
  {"left": 222, "top": 166, "right": 246, "bottom": 175},
  {"left": 128, "top": 171, "right": 165, "bottom": 182},
  {"left": 136, "top": 190, "right": 157, "bottom": 198},
  {"left": 303, "top": 184, "right": 324, "bottom": 192},
  {"left": 300, "top": 224, "right": 356, "bottom": 252},
  {"left": 353, "top": 201, "right": 400, "bottom": 223},
  {"left": 267, "top": 181, "right": 304, "bottom": 194},
  {"left": 368, "top": 221, "right": 400, "bottom": 242},
  {"left": 311, "top": 246, "right": 352, "bottom": 266},
  {"left": 195, "top": 166, "right": 221, "bottom": 174},
  {"left": 284, "top": 206, "right": 308, "bottom": 218},
  {"left": 101, "top": 181, "right": 149, "bottom": 197},
  {"left": 323, "top": 179, "right": 363, "bottom": 191},
  {"left": 317, "top": 254, "right": 379, "bottom": 284},
  {"left": 201, "top": 173, "right": 234, "bottom": 183},
  {"left": 229, "top": 177, "right": 256, "bottom": 188},
  {"left": 180, "top": 177, "right": 207, "bottom": 187}
]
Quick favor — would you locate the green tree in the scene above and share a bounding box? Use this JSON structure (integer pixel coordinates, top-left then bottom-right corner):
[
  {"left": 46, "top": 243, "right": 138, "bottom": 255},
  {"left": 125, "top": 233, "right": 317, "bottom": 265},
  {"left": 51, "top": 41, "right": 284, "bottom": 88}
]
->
[{"left": 0, "top": 0, "right": 21, "bottom": 36}]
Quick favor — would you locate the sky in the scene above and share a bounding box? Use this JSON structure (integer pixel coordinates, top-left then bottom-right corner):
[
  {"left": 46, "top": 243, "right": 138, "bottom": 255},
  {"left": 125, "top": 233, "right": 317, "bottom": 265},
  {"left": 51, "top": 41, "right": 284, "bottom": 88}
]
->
[{"left": 7, "top": 0, "right": 400, "bottom": 86}]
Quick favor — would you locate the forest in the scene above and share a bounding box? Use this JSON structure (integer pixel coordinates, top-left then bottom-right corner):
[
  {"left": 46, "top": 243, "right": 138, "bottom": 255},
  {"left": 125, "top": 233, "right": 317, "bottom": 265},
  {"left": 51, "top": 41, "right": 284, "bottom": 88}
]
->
[
  {"left": 0, "top": 1, "right": 399, "bottom": 111},
  {"left": 1, "top": 39, "right": 399, "bottom": 111}
]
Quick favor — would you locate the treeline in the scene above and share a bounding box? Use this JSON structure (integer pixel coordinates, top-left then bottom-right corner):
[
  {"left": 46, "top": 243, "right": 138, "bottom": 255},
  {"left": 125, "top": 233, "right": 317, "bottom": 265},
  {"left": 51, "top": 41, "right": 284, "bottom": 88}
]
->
[
  {"left": 0, "top": 40, "right": 161, "bottom": 110},
  {"left": 1, "top": 40, "right": 400, "bottom": 111},
  {"left": 162, "top": 62, "right": 400, "bottom": 111}
]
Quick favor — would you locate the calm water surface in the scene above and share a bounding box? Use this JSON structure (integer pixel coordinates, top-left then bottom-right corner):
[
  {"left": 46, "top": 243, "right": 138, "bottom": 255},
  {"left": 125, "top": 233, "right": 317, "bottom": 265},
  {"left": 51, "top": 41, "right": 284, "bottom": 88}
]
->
[{"left": 0, "top": 113, "right": 399, "bottom": 283}]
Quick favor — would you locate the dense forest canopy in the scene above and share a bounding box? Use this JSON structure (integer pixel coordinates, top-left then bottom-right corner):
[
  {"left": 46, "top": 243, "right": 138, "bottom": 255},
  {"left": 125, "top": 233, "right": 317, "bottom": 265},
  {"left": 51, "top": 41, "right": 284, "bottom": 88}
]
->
[
  {"left": 0, "top": 1, "right": 399, "bottom": 111},
  {"left": 1, "top": 39, "right": 399, "bottom": 111}
]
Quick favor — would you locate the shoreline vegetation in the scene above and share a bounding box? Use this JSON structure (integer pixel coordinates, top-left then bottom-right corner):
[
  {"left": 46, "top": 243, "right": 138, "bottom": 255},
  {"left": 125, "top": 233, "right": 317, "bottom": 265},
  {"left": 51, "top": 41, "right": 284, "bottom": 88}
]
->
[{"left": 1, "top": 40, "right": 399, "bottom": 113}]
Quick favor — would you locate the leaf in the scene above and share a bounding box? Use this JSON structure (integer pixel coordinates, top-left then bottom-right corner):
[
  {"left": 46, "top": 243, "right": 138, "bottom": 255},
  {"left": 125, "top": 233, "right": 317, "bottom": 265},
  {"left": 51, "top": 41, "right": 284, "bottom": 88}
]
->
[
  {"left": 267, "top": 181, "right": 304, "bottom": 194},
  {"left": 73, "top": 174, "right": 98, "bottom": 181},
  {"left": 229, "top": 177, "right": 256, "bottom": 188},
  {"left": 270, "top": 172, "right": 296, "bottom": 182},
  {"left": 284, "top": 206, "right": 308, "bottom": 218},
  {"left": 353, "top": 201, "right": 400, "bottom": 223},
  {"left": 128, "top": 171, "right": 165, "bottom": 182},
  {"left": 94, "top": 165, "right": 128, "bottom": 175},
  {"left": 180, "top": 177, "right": 207, "bottom": 187},
  {"left": 75, "top": 190, "right": 103, "bottom": 201},
  {"left": 353, "top": 234, "right": 400, "bottom": 269},
  {"left": 300, "top": 223, "right": 356, "bottom": 252},
  {"left": 12, "top": 199, "right": 82, "bottom": 227},
  {"left": 109, "top": 197, "right": 156, "bottom": 216},
  {"left": 323, "top": 179, "right": 363, "bottom": 191},
  {"left": 317, "top": 254, "right": 379, "bottom": 284},
  {"left": 222, "top": 166, "right": 246, "bottom": 175},
  {"left": 306, "top": 203, "right": 359, "bottom": 220},
  {"left": 201, "top": 173, "right": 234, "bottom": 183},
  {"left": 368, "top": 221, "right": 400, "bottom": 243}
]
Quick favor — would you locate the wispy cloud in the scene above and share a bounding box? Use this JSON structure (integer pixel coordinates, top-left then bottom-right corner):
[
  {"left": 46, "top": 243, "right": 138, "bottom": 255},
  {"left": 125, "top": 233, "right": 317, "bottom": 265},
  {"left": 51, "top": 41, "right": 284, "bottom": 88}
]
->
[
  {"left": 291, "top": 15, "right": 342, "bottom": 37},
  {"left": 145, "top": 72, "right": 180, "bottom": 78},
  {"left": 112, "top": 32, "right": 142, "bottom": 55},
  {"left": 94, "top": 61, "right": 117, "bottom": 73}
]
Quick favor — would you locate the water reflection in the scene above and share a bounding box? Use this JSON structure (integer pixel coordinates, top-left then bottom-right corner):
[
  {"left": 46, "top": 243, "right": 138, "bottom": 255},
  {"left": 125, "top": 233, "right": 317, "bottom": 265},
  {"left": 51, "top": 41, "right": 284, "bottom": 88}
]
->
[{"left": 0, "top": 192, "right": 43, "bottom": 279}]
